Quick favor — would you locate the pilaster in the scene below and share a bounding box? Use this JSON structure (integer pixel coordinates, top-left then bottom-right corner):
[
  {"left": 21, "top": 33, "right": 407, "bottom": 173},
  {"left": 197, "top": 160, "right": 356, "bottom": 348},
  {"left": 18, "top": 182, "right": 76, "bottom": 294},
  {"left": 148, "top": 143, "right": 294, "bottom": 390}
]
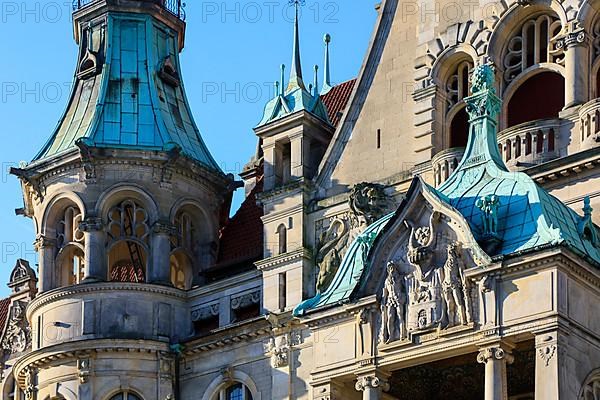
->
[{"left": 534, "top": 329, "right": 569, "bottom": 400}]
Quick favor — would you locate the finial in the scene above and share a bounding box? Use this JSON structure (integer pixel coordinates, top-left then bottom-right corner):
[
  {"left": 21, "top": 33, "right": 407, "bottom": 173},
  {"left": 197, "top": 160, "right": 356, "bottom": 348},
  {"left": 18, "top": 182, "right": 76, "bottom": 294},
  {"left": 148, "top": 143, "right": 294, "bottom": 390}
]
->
[
  {"left": 287, "top": 0, "right": 306, "bottom": 91},
  {"left": 313, "top": 65, "right": 319, "bottom": 97},
  {"left": 280, "top": 64, "right": 286, "bottom": 96},
  {"left": 584, "top": 196, "right": 593, "bottom": 217},
  {"left": 274, "top": 81, "right": 280, "bottom": 98},
  {"left": 321, "top": 33, "right": 333, "bottom": 95}
]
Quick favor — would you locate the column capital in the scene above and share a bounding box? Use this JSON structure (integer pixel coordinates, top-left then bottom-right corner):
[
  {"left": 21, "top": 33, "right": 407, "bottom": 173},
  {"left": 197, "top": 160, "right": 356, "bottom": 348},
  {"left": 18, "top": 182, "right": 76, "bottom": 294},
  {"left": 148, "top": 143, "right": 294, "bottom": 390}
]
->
[
  {"left": 477, "top": 344, "right": 515, "bottom": 365},
  {"left": 79, "top": 217, "right": 103, "bottom": 232},
  {"left": 33, "top": 234, "right": 57, "bottom": 251},
  {"left": 152, "top": 221, "right": 177, "bottom": 235},
  {"left": 355, "top": 373, "right": 390, "bottom": 392},
  {"left": 559, "top": 22, "right": 588, "bottom": 50}
]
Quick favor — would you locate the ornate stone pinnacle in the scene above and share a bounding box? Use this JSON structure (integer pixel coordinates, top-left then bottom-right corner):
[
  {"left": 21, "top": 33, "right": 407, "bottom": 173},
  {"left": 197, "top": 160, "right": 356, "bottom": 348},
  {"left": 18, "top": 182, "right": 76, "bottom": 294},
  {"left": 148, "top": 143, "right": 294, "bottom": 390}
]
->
[{"left": 465, "top": 64, "right": 501, "bottom": 121}]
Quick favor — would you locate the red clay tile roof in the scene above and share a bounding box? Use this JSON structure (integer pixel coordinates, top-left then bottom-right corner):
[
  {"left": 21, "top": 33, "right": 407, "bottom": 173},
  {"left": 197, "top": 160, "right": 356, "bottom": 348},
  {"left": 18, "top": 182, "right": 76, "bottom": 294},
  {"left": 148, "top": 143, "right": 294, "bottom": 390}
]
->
[
  {"left": 216, "top": 175, "right": 264, "bottom": 268},
  {"left": 0, "top": 298, "right": 11, "bottom": 332},
  {"left": 321, "top": 79, "right": 356, "bottom": 128}
]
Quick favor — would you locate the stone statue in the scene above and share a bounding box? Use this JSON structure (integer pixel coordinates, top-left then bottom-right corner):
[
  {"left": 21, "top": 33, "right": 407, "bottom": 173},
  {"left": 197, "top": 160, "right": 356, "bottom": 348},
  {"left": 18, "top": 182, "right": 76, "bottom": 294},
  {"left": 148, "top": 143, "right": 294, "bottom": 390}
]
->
[
  {"left": 316, "top": 218, "right": 348, "bottom": 292},
  {"left": 316, "top": 182, "right": 393, "bottom": 293},
  {"left": 476, "top": 194, "right": 500, "bottom": 236},
  {"left": 380, "top": 261, "right": 407, "bottom": 343},
  {"left": 440, "top": 243, "right": 468, "bottom": 326}
]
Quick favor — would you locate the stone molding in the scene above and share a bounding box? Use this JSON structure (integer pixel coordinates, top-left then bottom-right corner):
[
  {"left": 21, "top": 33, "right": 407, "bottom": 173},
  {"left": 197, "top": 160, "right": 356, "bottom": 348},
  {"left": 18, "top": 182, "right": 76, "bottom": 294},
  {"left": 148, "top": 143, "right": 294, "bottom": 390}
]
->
[
  {"left": 255, "top": 248, "right": 313, "bottom": 272},
  {"left": 26, "top": 282, "right": 186, "bottom": 321},
  {"left": 79, "top": 217, "right": 104, "bottom": 232}
]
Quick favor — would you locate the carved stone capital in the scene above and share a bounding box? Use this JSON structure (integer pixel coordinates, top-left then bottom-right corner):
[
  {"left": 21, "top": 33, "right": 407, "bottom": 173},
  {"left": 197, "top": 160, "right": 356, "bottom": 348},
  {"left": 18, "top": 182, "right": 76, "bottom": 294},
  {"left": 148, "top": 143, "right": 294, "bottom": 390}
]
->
[
  {"left": 558, "top": 22, "right": 587, "bottom": 50},
  {"left": 477, "top": 345, "right": 514, "bottom": 365},
  {"left": 79, "top": 217, "right": 104, "bottom": 232},
  {"left": 355, "top": 374, "right": 390, "bottom": 392},
  {"left": 33, "top": 234, "right": 57, "bottom": 251},
  {"left": 152, "top": 221, "right": 177, "bottom": 236}
]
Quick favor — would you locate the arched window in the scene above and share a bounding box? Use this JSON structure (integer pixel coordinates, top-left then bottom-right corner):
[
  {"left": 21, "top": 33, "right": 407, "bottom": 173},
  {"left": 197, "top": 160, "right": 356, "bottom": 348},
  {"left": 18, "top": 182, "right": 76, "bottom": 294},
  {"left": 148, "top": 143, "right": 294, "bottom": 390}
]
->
[
  {"left": 107, "top": 200, "right": 149, "bottom": 283},
  {"left": 109, "top": 391, "right": 143, "bottom": 400},
  {"left": 56, "top": 206, "right": 85, "bottom": 286},
  {"left": 212, "top": 383, "right": 254, "bottom": 400},
  {"left": 506, "top": 71, "right": 565, "bottom": 127},
  {"left": 277, "top": 224, "right": 287, "bottom": 255},
  {"left": 579, "top": 369, "right": 600, "bottom": 399},
  {"left": 446, "top": 59, "right": 473, "bottom": 148},
  {"left": 503, "top": 13, "right": 564, "bottom": 85}
]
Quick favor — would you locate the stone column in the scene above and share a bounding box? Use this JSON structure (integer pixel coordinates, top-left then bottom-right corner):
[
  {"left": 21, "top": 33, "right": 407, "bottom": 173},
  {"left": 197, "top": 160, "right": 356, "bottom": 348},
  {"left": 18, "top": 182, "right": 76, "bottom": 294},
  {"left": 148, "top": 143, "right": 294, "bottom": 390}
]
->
[
  {"left": 534, "top": 330, "right": 569, "bottom": 400},
  {"left": 79, "top": 217, "right": 106, "bottom": 282},
  {"left": 477, "top": 344, "right": 514, "bottom": 400},
  {"left": 34, "top": 235, "right": 57, "bottom": 292},
  {"left": 150, "top": 222, "right": 175, "bottom": 285},
  {"left": 563, "top": 22, "right": 589, "bottom": 108},
  {"left": 355, "top": 373, "right": 390, "bottom": 400}
]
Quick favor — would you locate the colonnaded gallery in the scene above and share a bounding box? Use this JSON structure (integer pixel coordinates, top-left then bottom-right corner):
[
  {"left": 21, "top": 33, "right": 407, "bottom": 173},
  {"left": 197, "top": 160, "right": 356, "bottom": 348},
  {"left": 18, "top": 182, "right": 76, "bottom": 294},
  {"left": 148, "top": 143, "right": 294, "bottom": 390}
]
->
[{"left": 1, "top": 0, "right": 600, "bottom": 399}]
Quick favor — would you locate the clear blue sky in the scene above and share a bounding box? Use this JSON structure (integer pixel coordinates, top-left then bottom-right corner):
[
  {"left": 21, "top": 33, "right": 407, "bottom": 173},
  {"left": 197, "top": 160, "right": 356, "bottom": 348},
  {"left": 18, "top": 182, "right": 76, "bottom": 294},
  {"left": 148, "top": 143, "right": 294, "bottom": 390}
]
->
[{"left": 0, "top": 1, "right": 377, "bottom": 297}]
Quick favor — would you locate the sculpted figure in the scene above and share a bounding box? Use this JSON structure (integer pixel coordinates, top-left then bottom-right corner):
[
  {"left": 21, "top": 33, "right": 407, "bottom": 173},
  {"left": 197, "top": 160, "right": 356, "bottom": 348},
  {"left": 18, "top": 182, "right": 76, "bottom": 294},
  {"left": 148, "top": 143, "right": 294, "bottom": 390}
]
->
[
  {"left": 476, "top": 195, "right": 500, "bottom": 236},
  {"left": 380, "top": 261, "right": 407, "bottom": 343},
  {"left": 316, "top": 218, "right": 348, "bottom": 292},
  {"left": 441, "top": 243, "right": 468, "bottom": 326}
]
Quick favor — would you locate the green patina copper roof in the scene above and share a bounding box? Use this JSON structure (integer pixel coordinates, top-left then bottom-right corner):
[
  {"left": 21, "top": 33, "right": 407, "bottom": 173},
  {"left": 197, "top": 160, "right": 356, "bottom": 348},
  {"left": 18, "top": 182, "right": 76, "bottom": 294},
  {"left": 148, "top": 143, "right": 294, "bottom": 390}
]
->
[
  {"left": 294, "top": 64, "right": 600, "bottom": 316},
  {"left": 33, "top": 12, "right": 221, "bottom": 171},
  {"left": 256, "top": 4, "right": 330, "bottom": 128}
]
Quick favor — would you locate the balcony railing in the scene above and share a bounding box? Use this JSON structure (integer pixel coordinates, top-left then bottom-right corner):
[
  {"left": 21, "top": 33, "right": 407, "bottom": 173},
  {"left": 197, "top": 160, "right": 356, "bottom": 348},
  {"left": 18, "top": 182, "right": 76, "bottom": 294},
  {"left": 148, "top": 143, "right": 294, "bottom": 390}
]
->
[
  {"left": 497, "top": 118, "right": 562, "bottom": 169},
  {"left": 72, "top": 0, "right": 186, "bottom": 20},
  {"left": 432, "top": 147, "right": 464, "bottom": 187},
  {"left": 579, "top": 98, "right": 600, "bottom": 149}
]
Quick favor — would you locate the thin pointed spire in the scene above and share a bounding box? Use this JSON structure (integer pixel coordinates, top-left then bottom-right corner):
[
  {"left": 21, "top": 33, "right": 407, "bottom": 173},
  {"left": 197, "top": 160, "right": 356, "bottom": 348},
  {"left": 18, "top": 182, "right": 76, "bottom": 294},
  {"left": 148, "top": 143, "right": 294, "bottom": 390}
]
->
[
  {"left": 321, "top": 33, "right": 333, "bottom": 94},
  {"left": 313, "top": 65, "right": 319, "bottom": 97},
  {"left": 288, "top": 0, "right": 306, "bottom": 91}
]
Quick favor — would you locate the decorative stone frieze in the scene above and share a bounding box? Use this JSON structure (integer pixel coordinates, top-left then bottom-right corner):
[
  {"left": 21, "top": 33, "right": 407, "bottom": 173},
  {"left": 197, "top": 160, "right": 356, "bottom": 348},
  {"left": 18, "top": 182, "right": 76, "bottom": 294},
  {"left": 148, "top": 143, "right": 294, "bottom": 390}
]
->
[
  {"left": 191, "top": 303, "right": 219, "bottom": 322},
  {"left": 231, "top": 290, "right": 261, "bottom": 310}
]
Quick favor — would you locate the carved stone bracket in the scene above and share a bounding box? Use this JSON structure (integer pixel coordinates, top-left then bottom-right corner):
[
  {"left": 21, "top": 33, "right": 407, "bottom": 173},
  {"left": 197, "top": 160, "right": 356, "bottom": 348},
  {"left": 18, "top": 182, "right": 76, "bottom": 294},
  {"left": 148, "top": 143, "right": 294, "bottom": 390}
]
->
[
  {"left": 265, "top": 334, "right": 290, "bottom": 368},
  {"left": 77, "top": 358, "right": 91, "bottom": 383},
  {"left": 33, "top": 235, "right": 57, "bottom": 251}
]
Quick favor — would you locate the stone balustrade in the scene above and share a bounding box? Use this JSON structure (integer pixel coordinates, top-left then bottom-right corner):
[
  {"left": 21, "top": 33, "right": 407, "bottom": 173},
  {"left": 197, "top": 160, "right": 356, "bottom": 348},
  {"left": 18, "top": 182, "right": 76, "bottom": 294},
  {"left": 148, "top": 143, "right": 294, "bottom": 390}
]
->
[
  {"left": 432, "top": 147, "right": 465, "bottom": 187},
  {"left": 579, "top": 98, "right": 600, "bottom": 149},
  {"left": 497, "top": 118, "right": 562, "bottom": 169}
]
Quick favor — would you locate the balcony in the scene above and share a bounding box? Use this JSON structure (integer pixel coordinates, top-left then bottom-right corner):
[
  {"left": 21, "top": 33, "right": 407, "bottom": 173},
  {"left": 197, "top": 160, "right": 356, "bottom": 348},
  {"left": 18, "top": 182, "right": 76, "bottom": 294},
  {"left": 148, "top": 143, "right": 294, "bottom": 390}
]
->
[
  {"left": 72, "top": 0, "right": 186, "bottom": 20},
  {"left": 432, "top": 147, "right": 464, "bottom": 187},
  {"left": 579, "top": 98, "right": 600, "bottom": 150},
  {"left": 497, "top": 118, "right": 563, "bottom": 169}
]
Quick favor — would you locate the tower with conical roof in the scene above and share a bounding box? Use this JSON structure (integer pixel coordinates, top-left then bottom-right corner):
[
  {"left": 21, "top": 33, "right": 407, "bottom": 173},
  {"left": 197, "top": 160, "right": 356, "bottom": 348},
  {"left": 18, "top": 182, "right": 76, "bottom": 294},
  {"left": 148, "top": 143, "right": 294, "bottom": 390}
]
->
[
  {"left": 9, "top": 1, "right": 237, "bottom": 397},
  {"left": 254, "top": 1, "right": 334, "bottom": 313}
]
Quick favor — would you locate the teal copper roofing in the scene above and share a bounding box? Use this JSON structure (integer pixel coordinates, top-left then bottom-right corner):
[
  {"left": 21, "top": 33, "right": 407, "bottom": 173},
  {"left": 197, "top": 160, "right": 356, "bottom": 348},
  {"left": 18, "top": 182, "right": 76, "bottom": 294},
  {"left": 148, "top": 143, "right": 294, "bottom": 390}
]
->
[
  {"left": 32, "top": 11, "right": 221, "bottom": 172},
  {"left": 256, "top": 2, "right": 330, "bottom": 127},
  {"left": 294, "top": 64, "right": 600, "bottom": 316}
]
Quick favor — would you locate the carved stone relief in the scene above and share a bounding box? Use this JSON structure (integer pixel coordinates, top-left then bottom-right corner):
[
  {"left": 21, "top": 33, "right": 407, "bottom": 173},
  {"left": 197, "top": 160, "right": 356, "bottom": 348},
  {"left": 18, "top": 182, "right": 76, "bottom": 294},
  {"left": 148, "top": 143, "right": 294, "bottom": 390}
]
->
[
  {"left": 1, "top": 301, "right": 31, "bottom": 356},
  {"left": 378, "top": 206, "right": 478, "bottom": 344}
]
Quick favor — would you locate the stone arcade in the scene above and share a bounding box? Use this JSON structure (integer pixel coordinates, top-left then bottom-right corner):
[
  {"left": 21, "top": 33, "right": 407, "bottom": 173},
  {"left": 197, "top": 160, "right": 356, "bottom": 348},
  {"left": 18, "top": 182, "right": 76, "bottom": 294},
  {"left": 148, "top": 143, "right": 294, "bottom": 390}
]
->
[{"left": 2, "top": 0, "right": 600, "bottom": 399}]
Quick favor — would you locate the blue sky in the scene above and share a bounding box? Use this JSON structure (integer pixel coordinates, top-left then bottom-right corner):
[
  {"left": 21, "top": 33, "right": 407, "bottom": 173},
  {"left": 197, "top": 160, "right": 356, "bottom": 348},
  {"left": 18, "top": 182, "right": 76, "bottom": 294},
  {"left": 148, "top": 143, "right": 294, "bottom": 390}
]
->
[{"left": 0, "top": 1, "right": 377, "bottom": 297}]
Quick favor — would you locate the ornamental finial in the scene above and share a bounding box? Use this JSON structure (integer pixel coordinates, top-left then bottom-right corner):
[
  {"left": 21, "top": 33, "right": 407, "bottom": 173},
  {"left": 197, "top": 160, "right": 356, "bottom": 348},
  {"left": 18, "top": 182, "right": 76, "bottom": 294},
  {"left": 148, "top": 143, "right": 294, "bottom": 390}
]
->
[{"left": 470, "top": 63, "right": 496, "bottom": 95}]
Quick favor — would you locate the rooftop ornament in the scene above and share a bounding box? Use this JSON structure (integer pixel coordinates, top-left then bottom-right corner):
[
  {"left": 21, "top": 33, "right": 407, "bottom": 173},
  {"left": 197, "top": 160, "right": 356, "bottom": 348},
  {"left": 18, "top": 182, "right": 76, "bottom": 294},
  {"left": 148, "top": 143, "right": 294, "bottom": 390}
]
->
[{"left": 72, "top": 0, "right": 187, "bottom": 21}]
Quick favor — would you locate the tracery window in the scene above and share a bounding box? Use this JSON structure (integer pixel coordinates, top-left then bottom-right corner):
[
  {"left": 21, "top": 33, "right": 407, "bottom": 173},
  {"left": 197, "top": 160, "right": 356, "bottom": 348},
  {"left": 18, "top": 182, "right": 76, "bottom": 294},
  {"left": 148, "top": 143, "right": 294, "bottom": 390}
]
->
[
  {"left": 170, "top": 209, "right": 199, "bottom": 289},
  {"left": 107, "top": 200, "right": 149, "bottom": 283},
  {"left": 579, "top": 371, "right": 600, "bottom": 399},
  {"left": 56, "top": 206, "right": 85, "bottom": 285},
  {"left": 109, "top": 391, "right": 143, "bottom": 400},
  {"left": 503, "top": 14, "right": 564, "bottom": 85},
  {"left": 447, "top": 60, "right": 472, "bottom": 110}
]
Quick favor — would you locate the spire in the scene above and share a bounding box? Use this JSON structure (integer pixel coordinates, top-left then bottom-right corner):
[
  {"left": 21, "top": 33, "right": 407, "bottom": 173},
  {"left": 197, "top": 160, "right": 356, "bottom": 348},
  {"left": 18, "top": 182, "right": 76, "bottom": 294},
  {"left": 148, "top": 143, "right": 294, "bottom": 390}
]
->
[
  {"left": 288, "top": 0, "right": 306, "bottom": 91},
  {"left": 321, "top": 33, "right": 333, "bottom": 94},
  {"left": 313, "top": 65, "right": 319, "bottom": 97}
]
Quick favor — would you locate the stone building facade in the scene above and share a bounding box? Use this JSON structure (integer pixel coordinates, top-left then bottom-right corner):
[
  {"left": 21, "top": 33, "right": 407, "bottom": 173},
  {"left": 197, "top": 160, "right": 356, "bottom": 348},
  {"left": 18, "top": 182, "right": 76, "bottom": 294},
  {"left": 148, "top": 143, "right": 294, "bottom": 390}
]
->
[{"left": 2, "top": 0, "right": 600, "bottom": 399}]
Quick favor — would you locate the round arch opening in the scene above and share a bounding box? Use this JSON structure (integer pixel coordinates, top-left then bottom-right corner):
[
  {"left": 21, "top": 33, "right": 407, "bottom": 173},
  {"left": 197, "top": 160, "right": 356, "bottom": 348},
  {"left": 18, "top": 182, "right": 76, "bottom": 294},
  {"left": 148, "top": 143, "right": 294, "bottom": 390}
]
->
[{"left": 506, "top": 71, "right": 565, "bottom": 128}]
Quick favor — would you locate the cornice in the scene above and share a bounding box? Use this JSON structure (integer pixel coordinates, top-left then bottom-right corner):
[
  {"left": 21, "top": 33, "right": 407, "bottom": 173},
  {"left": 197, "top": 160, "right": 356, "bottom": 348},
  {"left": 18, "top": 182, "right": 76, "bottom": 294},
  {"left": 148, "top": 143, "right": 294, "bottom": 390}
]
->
[{"left": 255, "top": 248, "right": 313, "bottom": 272}]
